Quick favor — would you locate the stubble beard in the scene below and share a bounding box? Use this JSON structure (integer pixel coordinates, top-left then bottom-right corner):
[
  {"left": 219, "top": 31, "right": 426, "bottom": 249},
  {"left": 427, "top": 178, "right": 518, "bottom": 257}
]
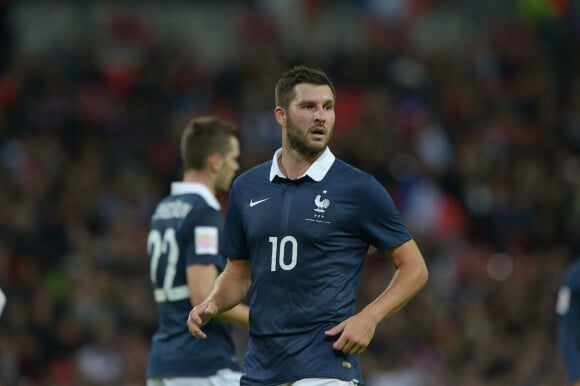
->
[
  {"left": 215, "top": 169, "right": 233, "bottom": 193},
  {"left": 286, "top": 117, "right": 329, "bottom": 158}
]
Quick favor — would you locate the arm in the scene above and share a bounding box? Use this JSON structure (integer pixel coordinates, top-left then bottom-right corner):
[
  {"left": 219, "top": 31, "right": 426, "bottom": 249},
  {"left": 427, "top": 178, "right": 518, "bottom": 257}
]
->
[
  {"left": 361, "top": 239, "right": 428, "bottom": 322},
  {"left": 325, "top": 239, "right": 428, "bottom": 354},
  {"left": 186, "top": 264, "right": 249, "bottom": 327},
  {"left": 188, "top": 258, "right": 252, "bottom": 339},
  {"left": 556, "top": 284, "right": 580, "bottom": 385},
  {"left": 558, "top": 310, "right": 580, "bottom": 385}
]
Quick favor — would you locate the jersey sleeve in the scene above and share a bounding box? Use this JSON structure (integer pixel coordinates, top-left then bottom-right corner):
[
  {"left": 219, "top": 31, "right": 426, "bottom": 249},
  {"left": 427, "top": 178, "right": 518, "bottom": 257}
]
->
[
  {"left": 556, "top": 260, "right": 580, "bottom": 382},
  {"left": 221, "top": 183, "right": 249, "bottom": 260},
  {"left": 182, "top": 206, "right": 226, "bottom": 270},
  {"left": 357, "top": 175, "right": 412, "bottom": 251}
]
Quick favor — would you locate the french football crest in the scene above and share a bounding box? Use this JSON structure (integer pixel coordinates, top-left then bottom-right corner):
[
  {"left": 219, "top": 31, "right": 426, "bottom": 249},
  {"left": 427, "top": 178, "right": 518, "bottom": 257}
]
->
[{"left": 313, "top": 190, "right": 330, "bottom": 213}]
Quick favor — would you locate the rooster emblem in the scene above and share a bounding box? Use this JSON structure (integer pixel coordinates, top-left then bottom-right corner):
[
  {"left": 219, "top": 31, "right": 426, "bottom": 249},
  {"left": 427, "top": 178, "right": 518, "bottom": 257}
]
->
[{"left": 314, "top": 192, "right": 330, "bottom": 213}]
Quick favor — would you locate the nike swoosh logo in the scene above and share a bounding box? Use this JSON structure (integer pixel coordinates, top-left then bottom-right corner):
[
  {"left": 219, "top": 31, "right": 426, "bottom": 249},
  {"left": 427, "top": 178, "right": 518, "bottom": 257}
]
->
[{"left": 249, "top": 198, "right": 270, "bottom": 207}]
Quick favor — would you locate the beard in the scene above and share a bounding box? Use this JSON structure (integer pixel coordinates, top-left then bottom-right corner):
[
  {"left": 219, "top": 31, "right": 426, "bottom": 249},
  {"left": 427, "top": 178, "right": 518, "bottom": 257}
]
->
[
  {"left": 215, "top": 176, "right": 230, "bottom": 193},
  {"left": 286, "top": 116, "right": 330, "bottom": 158}
]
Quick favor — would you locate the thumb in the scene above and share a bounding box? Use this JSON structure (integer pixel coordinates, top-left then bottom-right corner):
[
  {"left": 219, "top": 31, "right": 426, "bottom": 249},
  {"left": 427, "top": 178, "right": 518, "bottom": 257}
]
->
[
  {"left": 199, "top": 303, "right": 211, "bottom": 314},
  {"left": 324, "top": 322, "right": 345, "bottom": 336},
  {"left": 200, "top": 301, "right": 218, "bottom": 318}
]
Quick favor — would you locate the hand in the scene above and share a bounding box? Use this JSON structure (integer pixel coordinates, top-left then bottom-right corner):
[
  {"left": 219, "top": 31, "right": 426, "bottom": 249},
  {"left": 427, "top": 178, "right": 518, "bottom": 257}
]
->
[
  {"left": 187, "top": 300, "right": 218, "bottom": 339},
  {"left": 324, "top": 313, "right": 377, "bottom": 354}
]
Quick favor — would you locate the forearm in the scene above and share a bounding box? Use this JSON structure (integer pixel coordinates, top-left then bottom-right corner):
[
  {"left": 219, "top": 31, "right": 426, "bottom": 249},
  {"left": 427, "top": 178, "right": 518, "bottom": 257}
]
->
[
  {"left": 215, "top": 303, "right": 250, "bottom": 327},
  {"left": 207, "top": 261, "right": 251, "bottom": 313},
  {"left": 362, "top": 243, "right": 428, "bottom": 324}
]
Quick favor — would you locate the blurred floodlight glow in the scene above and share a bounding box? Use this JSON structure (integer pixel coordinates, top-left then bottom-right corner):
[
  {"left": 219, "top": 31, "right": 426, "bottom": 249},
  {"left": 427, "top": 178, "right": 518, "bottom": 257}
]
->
[{"left": 487, "top": 253, "right": 513, "bottom": 282}]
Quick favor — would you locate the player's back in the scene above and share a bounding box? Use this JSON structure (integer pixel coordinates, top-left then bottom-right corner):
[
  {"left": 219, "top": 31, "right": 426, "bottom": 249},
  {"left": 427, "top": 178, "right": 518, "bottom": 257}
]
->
[{"left": 146, "top": 183, "right": 240, "bottom": 377}]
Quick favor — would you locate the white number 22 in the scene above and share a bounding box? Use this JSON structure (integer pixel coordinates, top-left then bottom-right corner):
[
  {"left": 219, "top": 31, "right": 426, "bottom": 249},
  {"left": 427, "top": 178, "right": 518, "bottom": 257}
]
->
[
  {"left": 269, "top": 236, "right": 298, "bottom": 271},
  {"left": 148, "top": 228, "right": 179, "bottom": 290}
]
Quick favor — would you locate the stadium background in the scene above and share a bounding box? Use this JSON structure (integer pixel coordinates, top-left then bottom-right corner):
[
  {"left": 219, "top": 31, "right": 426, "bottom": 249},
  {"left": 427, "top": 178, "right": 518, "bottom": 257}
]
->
[{"left": 0, "top": 0, "right": 578, "bottom": 385}]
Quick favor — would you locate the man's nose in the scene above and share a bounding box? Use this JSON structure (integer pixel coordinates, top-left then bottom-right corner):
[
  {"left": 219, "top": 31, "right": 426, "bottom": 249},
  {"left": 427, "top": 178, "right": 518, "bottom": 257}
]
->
[{"left": 313, "top": 106, "right": 326, "bottom": 121}]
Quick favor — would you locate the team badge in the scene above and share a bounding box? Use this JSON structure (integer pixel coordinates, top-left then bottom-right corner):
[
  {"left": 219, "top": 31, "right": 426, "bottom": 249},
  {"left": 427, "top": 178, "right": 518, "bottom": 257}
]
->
[
  {"left": 305, "top": 190, "right": 331, "bottom": 223},
  {"left": 314, "top": 191, "right": 331, "bottom": 214}
]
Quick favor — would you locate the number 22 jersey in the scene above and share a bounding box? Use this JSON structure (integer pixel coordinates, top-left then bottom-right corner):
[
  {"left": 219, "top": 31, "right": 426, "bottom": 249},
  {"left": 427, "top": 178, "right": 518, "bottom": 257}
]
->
[{"left": 146, "top": 182, "right": 240, "bottom": 378}]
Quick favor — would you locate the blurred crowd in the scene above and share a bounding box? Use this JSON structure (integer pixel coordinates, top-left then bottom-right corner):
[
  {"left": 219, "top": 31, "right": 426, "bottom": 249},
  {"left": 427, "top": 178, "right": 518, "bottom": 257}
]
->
[{"left": 0, "top": 1, "right": 579, "bottom": 385}]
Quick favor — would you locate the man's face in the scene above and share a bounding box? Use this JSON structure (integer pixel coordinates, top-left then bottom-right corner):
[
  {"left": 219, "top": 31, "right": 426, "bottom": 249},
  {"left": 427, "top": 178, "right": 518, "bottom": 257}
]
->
[
  {"left": 215, "top": 136, "right": 240, "bottom": 192},
  {"left": 284, "top": 83, "right": 335, "bottom": 157}
]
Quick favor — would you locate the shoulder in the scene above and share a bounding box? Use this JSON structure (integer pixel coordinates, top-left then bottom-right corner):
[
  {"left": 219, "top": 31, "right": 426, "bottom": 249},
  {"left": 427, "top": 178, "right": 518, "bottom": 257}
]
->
[
  {"left": 557, "top": 259, "right": 580, "bottom": 316},
  {"left": 330, "top": 159, "right": 385, "bottom": 191},
  {"left": 232, "top": 160, "right": 272, "bottom": 189},
  {"left": 331, "top": 159, "right": 370, "bottom": 179},
  {"left": 151, "top": 194, "right": 197, "bottom": 221},
  {"left": 154, "top": 193, "right": 220, "bottom": 223},
  {"left": 563, "top": 259, "right": 580, "bottom": 290}
]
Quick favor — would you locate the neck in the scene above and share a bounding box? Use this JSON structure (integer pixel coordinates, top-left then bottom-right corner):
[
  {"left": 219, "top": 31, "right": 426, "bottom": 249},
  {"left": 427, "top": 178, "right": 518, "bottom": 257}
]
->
[
  {"left": 279, "top": 147, "right": 324, "bottom": 180},
  {"left": 182, "top": 170, "right": 215, "bottom": 193}
]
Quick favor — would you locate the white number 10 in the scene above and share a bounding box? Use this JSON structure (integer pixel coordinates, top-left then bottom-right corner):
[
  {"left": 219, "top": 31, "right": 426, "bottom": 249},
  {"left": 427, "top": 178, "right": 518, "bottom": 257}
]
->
[{"left": 269, "top": 236, "right": 298, "bottom": 271}]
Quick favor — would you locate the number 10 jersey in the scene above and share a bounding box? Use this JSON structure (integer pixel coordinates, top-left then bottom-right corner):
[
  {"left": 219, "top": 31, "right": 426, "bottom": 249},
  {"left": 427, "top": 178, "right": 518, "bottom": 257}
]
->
[{"left": 221, "top": 148, "right": 412, "bottom": 385}]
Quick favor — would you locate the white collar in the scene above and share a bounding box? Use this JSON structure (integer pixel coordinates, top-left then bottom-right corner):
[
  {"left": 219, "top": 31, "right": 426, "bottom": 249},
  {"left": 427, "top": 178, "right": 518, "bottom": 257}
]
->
[
  {"left": 170, "top": 182, "right": 220, "bottom": 210},
  {"left": 269, "top": 147, "right": 335, "bottom": 182}
]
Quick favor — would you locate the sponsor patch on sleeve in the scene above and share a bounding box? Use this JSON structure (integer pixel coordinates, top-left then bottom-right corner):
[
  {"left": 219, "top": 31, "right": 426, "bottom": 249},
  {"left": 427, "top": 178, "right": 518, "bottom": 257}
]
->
[{"left": 194, "top": 226, "right": 218, "bottom": 255}]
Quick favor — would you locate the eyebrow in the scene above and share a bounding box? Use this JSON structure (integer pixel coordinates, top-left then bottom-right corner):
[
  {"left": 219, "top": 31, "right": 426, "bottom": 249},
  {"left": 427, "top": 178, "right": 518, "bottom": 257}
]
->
[{"left": 296, "top": 98, "right": 334, "bottom": 106}]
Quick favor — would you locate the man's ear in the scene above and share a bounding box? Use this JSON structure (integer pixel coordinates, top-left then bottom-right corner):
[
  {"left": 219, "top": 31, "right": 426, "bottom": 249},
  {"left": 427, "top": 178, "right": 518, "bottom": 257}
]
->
[
  {"left": 274, "top": 106, "right": 286, "bottom": 126},
  {"left": 207, "top": 153, "right": 223, "bottom": 173}
]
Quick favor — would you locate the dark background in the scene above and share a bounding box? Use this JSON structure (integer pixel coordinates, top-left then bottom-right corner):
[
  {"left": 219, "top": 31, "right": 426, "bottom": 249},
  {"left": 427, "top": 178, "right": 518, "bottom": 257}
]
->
[{"left": 0, "top": 1, "right": 578, "bottom": 385}]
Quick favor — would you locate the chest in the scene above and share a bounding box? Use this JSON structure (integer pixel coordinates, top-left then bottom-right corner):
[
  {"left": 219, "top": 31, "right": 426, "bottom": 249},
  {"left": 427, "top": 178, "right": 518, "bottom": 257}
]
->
[{"left": 240, "top": 179, "right": 360, "bottom": 243}]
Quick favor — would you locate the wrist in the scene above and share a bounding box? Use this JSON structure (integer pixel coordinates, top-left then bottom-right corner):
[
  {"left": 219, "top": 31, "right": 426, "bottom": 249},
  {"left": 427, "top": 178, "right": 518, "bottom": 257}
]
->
[
  {"left": 205, "top": 297, "right": 219, "bottom": 314},
  {"left": 360, "top": 306, "right": 382, "bottom": 326}
]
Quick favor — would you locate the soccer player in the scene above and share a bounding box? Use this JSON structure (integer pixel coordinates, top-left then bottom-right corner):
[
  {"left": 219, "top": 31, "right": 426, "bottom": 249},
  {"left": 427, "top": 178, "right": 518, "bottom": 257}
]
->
[
  {"left": 556, "top": 257, "right": 580, "bottom": 386},
  {"left": 187, "top": 65, "right": 428, "bottom": 385},
  {"left": 146, "top": 116, "right": 249, "bottom": 386}
]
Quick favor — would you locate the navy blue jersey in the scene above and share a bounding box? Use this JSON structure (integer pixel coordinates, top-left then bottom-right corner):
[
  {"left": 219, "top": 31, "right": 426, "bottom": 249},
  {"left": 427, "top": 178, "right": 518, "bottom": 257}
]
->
[
  {"left": 556, "top": 258, "right": 580, "bottom": 383},
  {"left": 146, "top": 182, "right": 240, "bottom": 377},
  {"left": 221, "top": 148, "right": 412, "bottom": 385}
]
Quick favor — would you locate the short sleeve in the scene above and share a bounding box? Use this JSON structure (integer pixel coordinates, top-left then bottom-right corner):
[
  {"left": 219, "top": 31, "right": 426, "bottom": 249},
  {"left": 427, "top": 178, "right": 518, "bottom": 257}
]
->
[
  {"left": 182, "top": 206, "right": 225, "bottom": 270},
  {"left": 356, "top": 175, "right": 412, "bottom": 251},
  {"left": 221, "top": 184, "right": 249, "bottom": 260}
]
